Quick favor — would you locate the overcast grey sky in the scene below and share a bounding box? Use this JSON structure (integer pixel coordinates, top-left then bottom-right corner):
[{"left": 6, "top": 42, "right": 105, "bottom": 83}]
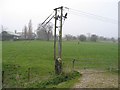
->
[{"left": 0, "top": 0, "right": 119, "bottom": 38}]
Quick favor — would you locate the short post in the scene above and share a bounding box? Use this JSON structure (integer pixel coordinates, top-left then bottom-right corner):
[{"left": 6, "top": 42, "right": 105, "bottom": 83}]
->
[
  {"left": 55, "top": 58, "right": 62, "bottom": 74},
  {"left": 109, "top": 66, "right": 112, "bottom": 72},
  {"left": 28, "top": 68, "right": 30, "bottom": 81},
  {"left": 2, "top": 71, "right": 4, "bottom": 84},
  {"left": 72, "top": 59, "right": 75, "bottom": 71}
]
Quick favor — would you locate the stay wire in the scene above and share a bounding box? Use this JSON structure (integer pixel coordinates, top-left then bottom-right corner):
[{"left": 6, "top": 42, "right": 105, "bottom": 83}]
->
[
  {"left": 44, "top": 15, "right": 54, "bottom": 26},
  {"left": 41, "top": 11, "right": 54, "bottom": 25}
]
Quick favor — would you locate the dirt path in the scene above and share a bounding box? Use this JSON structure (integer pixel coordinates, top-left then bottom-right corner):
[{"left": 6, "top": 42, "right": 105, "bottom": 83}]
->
[{"left": 74, "top": 69, "right": 118, "bottom": 88}]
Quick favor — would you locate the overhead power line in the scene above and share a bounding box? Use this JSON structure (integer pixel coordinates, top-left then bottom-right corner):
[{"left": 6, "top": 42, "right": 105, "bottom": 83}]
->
[{"left": 64, "top": 7, "right": 118, "bottom": 24}]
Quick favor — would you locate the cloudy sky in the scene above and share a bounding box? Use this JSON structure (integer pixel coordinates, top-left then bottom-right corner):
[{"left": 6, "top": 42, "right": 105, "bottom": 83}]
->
[{"left": 0, "top": 0, "right": 119, "bottom": 38}]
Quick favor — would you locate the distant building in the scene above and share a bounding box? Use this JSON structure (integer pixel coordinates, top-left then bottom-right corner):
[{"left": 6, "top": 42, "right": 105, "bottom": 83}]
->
[
  {"left": 2, "top": 31, "right": 20, "bottom": 41},
  {"left": 1, "top": 30, "right": 36, "bottom": 41}
]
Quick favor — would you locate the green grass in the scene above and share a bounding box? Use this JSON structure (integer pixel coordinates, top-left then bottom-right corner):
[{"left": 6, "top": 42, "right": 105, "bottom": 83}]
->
[
  {"left": 62, "top": 41, "right": 118, "bottom": 70},
  {"left": 2, "top": 40, "right": 118, "bottom": 88},
  {"left": 25, "top": 71, "right": 81, "bottom": 88}
]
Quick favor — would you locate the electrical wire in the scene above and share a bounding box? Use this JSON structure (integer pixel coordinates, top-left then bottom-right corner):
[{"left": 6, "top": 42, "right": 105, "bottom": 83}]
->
[{"left": 64, "top": 7, "right": 118, "bottom": 24}]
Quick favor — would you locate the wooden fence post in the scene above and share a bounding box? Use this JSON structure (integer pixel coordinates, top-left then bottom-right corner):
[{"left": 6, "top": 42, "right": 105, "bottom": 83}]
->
[
  {"left": 2, "top": 71, "right": 4, "bottom": 84},
  {"left": 28, "top": 68, "right": 30, "bottom": 81},
  {"left": 72, "top": 59, "right": 75, "bottom": 71}
]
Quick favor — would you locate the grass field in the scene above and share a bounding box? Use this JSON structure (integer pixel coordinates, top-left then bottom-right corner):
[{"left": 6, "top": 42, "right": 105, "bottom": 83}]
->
[{"left": 2, "top": 40, "right": 118, "bottom": 88}]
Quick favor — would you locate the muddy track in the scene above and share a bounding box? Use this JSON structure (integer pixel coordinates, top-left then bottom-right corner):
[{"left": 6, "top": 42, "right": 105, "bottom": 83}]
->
[{"left": 74, "top": 69, "right": 118, "bottom": 88}]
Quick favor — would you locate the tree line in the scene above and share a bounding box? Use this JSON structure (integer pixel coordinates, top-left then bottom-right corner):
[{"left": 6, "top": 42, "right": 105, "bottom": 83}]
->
[
  {"left": 63, "top": 34, "right": 117, "bottom": 43},
  {"left": 21, "top": 20, "right": 53, "bottom": 41},
  {"left": 0, "top": 19, "right": 118, "bottom": 43},
  {"left": 0, "top": 20, "right": 53, "bottom": 41}
]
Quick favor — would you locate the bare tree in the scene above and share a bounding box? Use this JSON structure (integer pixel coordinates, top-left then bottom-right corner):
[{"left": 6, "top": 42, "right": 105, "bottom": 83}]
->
[
  {"left": 90, "top": 34, "right": 98, "bottom": 42},
  {"left": 78, "top": 34, "right": 87, "bottom": 41},
  {"left": 23, "top": 25, "right": 27, "bottom": 39},
  {"left": 64, "top": 34, "right": 73, "bottom": 41},
  {"left": 98, "top": 36, "right": 104, "bottom": 41},
  {"left": 1, "top": 25, "right": 7, "bottom": 32},
  {"left": 37, "top": 22, "right": 53, "bottom": 41},
  {"left": 37, "top": 25, "right": 47, "bottom": 40},
  {"left": 46, "top": 23, "right": 53, "bottom": 41},
  {"left": 111, "top": 37, "right": 116, "bottom": 42},
  {"left": 64, "top": 34, "right": 77, "bottom": 41},
  {"left": 28, "top": 20, "right": 33, "bottom": 40}
]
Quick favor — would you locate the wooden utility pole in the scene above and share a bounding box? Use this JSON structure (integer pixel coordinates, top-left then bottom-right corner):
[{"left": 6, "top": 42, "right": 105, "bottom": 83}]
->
[
  {"left": 54, "top": 9, "right": 57, "bottom": 61},
  {"left": 54, "top": 6, "right": 63, "bottom": 74},
  {"left": 54, "top": 8, "right": 58, "bottom": 74},
  {"left": 59, "top": 6, "right": 63, "bottom": 58}
]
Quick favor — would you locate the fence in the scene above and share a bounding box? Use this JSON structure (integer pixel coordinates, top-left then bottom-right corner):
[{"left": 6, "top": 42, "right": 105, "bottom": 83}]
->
[
  {"left": 62, "top": 57, "right": 118, "bottom": 72},
  {"left": 2, "top": 57, "right": 118, "bottom": 88}
]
